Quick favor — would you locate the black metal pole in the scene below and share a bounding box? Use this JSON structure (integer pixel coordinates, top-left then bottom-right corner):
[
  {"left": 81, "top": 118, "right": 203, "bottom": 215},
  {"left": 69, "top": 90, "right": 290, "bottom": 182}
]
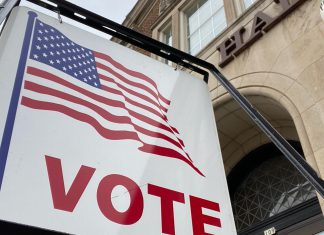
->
[
  {"left": 6, "top": 0, "right": 324, "bottom": 198},
  {"left": 209, "top": 66, "right": 324, "bottom": 198},
  {"left": 0, "top": 0, "right": 20, "bottom": 26}
]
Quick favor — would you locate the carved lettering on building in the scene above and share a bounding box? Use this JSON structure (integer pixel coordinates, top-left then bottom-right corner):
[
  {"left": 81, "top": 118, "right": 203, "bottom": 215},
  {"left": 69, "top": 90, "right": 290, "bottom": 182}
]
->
[{"left": 216, "top": 0, "right": 306, "bottom": 68}]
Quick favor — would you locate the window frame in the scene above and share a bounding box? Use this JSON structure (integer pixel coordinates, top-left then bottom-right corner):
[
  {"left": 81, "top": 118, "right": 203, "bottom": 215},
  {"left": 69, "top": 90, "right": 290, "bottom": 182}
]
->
[
  {"left": 234, "top": 0, "right": 258, "bottom": 16},
  {"left": 181, "top": 0, "right": 228, "bottom": 56},
  {"left": 157, "top": 19, "right": 173, "bottom": 65}
]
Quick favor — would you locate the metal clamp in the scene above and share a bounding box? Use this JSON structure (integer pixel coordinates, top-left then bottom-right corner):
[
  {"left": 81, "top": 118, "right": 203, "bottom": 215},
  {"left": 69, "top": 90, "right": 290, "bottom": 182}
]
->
[{"left": 56, "top": 10, "right": 62, "bottom": 23}]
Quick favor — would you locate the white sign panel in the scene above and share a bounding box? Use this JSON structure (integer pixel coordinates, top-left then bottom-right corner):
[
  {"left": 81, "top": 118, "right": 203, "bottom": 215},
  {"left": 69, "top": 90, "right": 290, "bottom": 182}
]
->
[{"left": 0, "top": 7, "right": 236, "bottom": 235}]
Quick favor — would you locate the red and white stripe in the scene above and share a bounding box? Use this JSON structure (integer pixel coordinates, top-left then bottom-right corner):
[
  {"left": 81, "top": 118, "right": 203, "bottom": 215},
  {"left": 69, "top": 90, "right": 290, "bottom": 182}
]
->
[{"left": 21, "top": 54, "right": 204, "bottom": 176}]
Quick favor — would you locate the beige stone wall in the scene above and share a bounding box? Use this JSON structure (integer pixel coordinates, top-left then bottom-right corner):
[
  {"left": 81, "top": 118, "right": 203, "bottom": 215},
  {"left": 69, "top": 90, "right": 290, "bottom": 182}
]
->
[
  {"left": 130, "top": 0, "right": 324, "bottom": 210},
  {"left": 202, "top": 0, "right": 324, "bottom": 208}
]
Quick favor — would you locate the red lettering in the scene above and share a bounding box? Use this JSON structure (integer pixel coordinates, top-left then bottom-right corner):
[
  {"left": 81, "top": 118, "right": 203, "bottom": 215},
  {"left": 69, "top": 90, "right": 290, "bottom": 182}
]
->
[
  {"left": 45, "top": 155, "right": 95, "bottom": 212},
  {"left": 97, "top": 174, "right": 144, "bottom": 225},
  {"left": 148, "top": 184, "right": 185, "bottom": 235},
  {"left": 45, "top": 156, "right": 225, "bottom": 234},
  {"left": 190, "top": 195, "right": 221, "bottom": 235}
]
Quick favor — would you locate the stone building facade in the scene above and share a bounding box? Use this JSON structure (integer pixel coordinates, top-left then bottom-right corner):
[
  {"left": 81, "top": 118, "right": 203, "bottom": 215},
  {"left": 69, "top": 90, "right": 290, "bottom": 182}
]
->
[{"left": 114, "top": 0, "right": 324, "bottom": 234}]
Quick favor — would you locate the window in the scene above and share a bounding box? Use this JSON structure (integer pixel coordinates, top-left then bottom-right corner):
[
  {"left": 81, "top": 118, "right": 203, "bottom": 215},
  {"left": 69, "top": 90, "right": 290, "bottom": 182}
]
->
[
  {"left": 162, "top": 25, "right": 172, "bottom": 47},
  {"left": 228, "top": 143, "right": 319, "bottom": 234},
  {"left": 235, "top": 0, "right": 257, "bottom": 14},
  {"left": 242, "top": 0, "right": 257, "bottom": 10},
  {"left": 160, "top": 24, "right": 173, "bottom": 65},
  {"left": 232, "top": 156, "right": 316, "bottom": 232},
  {"left": 233, "top": 0, "right": 258, "bottom": 17},
  {"left": 186, "top": 0, "right": 227, "bottom": 55}
]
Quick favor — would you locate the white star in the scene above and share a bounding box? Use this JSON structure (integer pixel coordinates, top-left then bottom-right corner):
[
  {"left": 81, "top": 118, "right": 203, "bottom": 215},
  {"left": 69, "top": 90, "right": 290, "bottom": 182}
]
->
[
  {"left": 89, "top": 51, "right": 92, "bottom": 54},
  {"left": 94, "top": 82, "right": 98, "bottom": 86},
  {"left": 50, "top": 51, "right": 54, "bottom": 56},
  {"left": 50, "top": 29, "right": 55, "bottom": 32},
  {"left": 81, "top": 54, "right": 85, "bottom": 58},
  {"left": 50, "top": 36, "right": 54, "bottom": 40},
  {"left": 71, "top": 42, "right": 75, "bottom": 46},
  {"left": 79, "top": 71, "right": 83, "bottom": 75},
  {"left": 56, "top": 59, "right": 60, "bottom": 64},
  {"left": 84, "top": 69, "right": 88, "bottom": 73},
  {"left": 73, "top": 56, "right": 77, "bottom": 60},
  {"left": 39, "top": 22, "right": 44, "bottom": 26},
  {"left": 38, "top": 30, "right": 43, "bottom": 34},
  {"left": 50, "top": 43, "right": 54, "bottom": 48},
  {"left": 36, "top": 45, "right": 41, "bottom": 50},
  {"left": 33, "top": 54, "right": 38, "bottom": 59},
  {"left": 42, "top": 53, "right": 47, "bottom": 57},
  {"left": 37, "top": 37, "right": 42, "bottom": 41},
  {"left": 56, "top": 51, "right": 61, "bottom": 55},
  {"left": 73, "top": 64, "right": 77, "bottom": 68},
  {"left": 56, "top": 43, "right": 60, "bottom": 48},
  {"left": 83, "top": 62, "right": 86, "bottom": 65},
  {"left": 61, "top": 36, "right": 64, "bottom": 39},
  {"left": 62, "top": 50, "right": 66, "bottom": 54},
  {"left": 68, "top": 65, "right": 72, "bottom": 69},
  {"left": 56, "top": 36, "right": 60, "bottom": 39},
  {"left": 77, "top": 55, "right": 81, "bottom": 59},
  {"left": 74, "top": 72, "right": 78, "bottom": 76},
  {"left": 88, "top": 68, "right": 91, "bottom": 72},
  {"left": 44, "top": 29, "right": 48, "bottom": 33},
  {"left": 62, "top": 58, "right": 66, "bottom": 62},
  {"left": 78, "top": 62, "right": 82, "bottom": 66},
  {"left": 81, "top": 48, "right": 85, "bottom": 51},
  {"left": 76, "top": 48, "right": 80, "bottom": 52},
  {"left": 83, "top": 78, "right": 87, "bottom": 82},
  {"left": 67, "top": 49, "right": 71, "bottom": 53},
  {"left": 86, "top": 60, "right": 90, "bottom": 64},
  {"left": 72, "top": 49, "right": 76, "bottom": 53},
  {"left": 62, "top": 67, "right": 67, "bottom": 71},
  {"left": 43, "top": 44, "right": 48, "bottom": 49},
  {"left": 66, "top": 42, "right": 70, "bottom": 46},
  {"left": 91, "top": 66, "right": 95, "bottom": 70},
  {"left": 88, "top": 76, "right": 92, "bottom": 80},
  {"left": 44, "top": 36, "right": 49, "bottom": 41},
  {"left": 61, "top": 43, "right": 65, "bottom": 46},
  {"left": 49, "top": 60, "right": 54, "bottom": 64},
  {"left": 85, "top": 53, "right": 89, "bottom": 56},
  {"left": 68, "top": 57, "right": 72, "bottom": 61}
]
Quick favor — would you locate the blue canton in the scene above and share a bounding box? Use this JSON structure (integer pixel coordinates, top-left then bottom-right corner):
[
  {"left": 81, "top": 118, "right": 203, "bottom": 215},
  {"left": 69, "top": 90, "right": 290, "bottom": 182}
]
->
[{"left": 29, "top": 19, "right": 101, "bottom": 88}]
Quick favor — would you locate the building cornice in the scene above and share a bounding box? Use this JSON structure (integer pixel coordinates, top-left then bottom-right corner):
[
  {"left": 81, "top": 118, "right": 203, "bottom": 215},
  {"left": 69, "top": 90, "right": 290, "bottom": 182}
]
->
[
  {"left": 123, "top": 0, "right": 157, "bottom": 28},
  {"left": 150, "top": 0, "right": 182, "bottom": 31}
]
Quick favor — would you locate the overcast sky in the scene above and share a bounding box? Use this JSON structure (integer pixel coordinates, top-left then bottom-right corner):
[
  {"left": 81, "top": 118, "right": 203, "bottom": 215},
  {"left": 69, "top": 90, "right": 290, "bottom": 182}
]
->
[
  {"left": 64, "top": 0, "right": 138, "bottom": 24},
  {"left": 19, "top": 0, "right": 138, "bottom": 38}
]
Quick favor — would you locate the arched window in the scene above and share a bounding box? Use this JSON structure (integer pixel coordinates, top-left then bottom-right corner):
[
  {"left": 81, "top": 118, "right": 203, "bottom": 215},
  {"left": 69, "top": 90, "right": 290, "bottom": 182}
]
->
[{"left": 228, "top": 143, "right": 323, "bottom": 234}]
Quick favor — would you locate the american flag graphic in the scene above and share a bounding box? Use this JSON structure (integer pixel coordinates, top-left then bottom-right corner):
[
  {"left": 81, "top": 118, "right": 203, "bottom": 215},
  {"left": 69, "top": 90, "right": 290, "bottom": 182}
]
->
[{"left": 22, "top": 19, "right": 203, "bottom": 176}]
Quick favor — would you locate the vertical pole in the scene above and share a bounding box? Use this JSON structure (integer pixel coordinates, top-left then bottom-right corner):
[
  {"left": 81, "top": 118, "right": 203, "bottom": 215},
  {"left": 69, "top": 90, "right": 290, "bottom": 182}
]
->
[{"left": 0, "top": 11, "right": 37, "bottom": 189}]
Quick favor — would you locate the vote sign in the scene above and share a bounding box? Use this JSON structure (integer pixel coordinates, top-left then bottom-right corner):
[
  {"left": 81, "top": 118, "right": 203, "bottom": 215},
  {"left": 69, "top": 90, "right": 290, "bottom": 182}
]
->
[{"left": 0, "top": 7, "right": 236, "bottom": 235}]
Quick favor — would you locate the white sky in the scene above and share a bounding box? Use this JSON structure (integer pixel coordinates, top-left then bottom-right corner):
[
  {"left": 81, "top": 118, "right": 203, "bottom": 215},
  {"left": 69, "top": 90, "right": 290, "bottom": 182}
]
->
[
  {"left": 64, "top": 0, "right": 138, "bottom": 24},
  {"left": 18, "top": 0, "right": 138, "bottom": 39}
]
